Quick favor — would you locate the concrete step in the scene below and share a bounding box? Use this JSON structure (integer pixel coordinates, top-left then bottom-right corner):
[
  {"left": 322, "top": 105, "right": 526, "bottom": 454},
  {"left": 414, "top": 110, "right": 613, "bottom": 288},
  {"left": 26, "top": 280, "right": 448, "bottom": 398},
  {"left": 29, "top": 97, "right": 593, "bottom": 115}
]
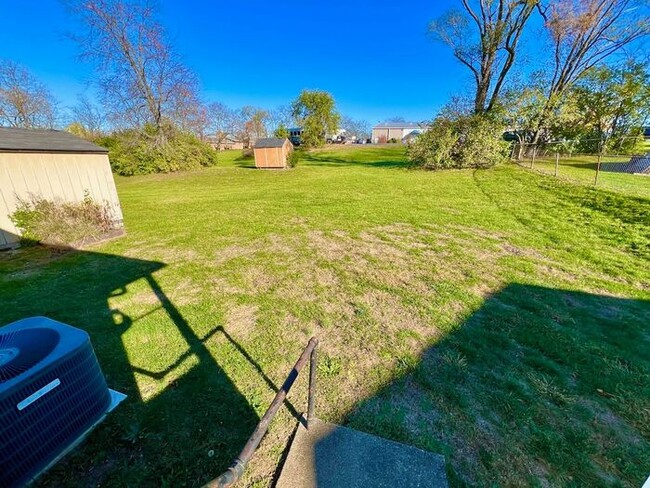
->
[{"left": 276, "top": 419, "right": 448, "bottom": 488}]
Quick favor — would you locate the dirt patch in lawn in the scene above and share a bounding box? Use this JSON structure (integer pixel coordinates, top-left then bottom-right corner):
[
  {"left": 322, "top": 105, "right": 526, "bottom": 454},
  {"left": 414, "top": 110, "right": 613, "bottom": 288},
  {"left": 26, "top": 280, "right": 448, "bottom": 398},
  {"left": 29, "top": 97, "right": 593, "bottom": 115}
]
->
[{"left": 225, "top": 303, "right": 259, "bottom": 340}]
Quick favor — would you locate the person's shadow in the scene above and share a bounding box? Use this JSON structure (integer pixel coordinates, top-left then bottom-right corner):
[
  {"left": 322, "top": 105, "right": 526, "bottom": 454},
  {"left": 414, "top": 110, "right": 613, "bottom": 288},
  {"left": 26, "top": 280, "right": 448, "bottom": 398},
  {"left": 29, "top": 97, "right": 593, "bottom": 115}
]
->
[{"left": 0, "top": 248, "right": 260, "bottom": 487}]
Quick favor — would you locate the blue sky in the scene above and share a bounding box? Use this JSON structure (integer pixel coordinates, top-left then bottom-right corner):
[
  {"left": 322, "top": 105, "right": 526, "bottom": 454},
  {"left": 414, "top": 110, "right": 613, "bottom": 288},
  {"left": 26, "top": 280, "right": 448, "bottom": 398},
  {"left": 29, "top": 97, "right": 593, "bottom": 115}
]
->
[{"left": 1, "top": 0, "right": 480, "bottom": 124}]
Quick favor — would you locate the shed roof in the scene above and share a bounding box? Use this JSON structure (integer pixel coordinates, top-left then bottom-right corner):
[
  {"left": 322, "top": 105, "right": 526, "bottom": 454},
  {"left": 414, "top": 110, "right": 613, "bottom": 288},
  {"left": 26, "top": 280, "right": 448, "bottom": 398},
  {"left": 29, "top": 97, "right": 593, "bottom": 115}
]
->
[
  {"left": 0, "top": 127, "right": 108, "bottom": 154},
  {"left": 254, "top": 137, "right": 287, "bottom": 149}
]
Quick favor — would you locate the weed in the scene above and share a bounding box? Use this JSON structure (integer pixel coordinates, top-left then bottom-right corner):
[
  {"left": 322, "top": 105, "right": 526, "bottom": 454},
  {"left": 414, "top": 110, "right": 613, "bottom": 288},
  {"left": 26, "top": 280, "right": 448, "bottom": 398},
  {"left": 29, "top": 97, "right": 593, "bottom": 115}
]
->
[{"left": 318, "top": 354, "right": 342, "bottom": 378}]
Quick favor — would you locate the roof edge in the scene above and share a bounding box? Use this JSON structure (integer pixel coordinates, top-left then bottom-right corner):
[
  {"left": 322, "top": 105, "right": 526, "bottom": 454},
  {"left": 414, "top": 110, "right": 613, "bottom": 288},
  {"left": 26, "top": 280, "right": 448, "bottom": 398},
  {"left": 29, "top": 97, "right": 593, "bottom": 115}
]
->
[{"left": 0, "top": 148, "right": 109, "bottom": 155}]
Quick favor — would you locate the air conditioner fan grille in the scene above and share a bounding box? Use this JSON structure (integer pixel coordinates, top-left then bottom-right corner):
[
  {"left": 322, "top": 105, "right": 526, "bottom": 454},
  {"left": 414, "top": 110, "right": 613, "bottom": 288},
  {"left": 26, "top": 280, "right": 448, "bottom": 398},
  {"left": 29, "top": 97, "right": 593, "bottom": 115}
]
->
[{"left": 0, "top": 329, "right": 59, "bottom": 382}]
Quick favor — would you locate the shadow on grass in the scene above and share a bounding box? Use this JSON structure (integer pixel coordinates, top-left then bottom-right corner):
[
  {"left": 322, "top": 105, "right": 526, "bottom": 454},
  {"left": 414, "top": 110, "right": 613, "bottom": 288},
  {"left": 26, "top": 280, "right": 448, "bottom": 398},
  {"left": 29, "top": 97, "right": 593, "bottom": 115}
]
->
[
  {"left": 232, "top": 152, "right": 257, "bottom": 169},
  {"left": 331, "top": 283, "right": 650, "bottom": 487},
  {"left": 0, "top": 247, "right": 263, "bottom": 487},
  {"left": 234, "top": 162, "right": 257, "bottom": 169},
  {"left": 4, "top": 245, "right": 648, "bottom": 486},
  {"left": 233, "top": 157, "right": 256, "bottom": 169}
]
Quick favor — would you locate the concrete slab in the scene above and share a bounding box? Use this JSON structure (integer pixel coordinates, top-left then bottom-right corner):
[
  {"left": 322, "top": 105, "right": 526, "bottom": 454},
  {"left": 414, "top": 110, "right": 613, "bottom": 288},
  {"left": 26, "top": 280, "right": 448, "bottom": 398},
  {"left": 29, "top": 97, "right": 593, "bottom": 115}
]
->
[{"left": 276, "top": 419, "right": 448, "bottom": 488}]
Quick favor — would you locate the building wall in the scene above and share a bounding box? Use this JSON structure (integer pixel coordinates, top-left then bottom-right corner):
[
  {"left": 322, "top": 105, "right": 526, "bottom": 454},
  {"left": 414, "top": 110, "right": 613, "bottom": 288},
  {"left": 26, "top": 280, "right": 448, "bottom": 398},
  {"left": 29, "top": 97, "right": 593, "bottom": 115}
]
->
[
  {"left": 372, "top": 128, "right": 389, "bottom": 143},
  {"left": 0, "top": 152, "right": 124, "bottom": 248},
  {"left": 372, "top": 127, "right": 408, "bottom": 143},
  {"left": 372, "top": 126, "right": 428, "bottom": 143}
]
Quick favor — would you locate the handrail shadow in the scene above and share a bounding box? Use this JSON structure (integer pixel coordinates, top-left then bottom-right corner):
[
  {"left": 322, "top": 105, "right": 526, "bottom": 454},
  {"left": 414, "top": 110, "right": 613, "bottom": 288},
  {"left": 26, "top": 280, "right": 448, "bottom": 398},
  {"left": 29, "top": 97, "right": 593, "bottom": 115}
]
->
[{"left": 0, "top": 246, "right": 278, "bottom": 486}]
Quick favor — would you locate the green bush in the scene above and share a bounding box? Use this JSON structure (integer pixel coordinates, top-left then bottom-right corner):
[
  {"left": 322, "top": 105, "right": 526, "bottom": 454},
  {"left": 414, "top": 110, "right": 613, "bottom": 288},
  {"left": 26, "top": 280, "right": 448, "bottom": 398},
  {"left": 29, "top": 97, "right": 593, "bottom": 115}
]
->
[
  {"left": 10, "top": 192, "right": 114, "bottom": 246},
  {"left": 96, "top": 125, "right": 218, "bottom": 176},
  {"left": 286, "top": 149, "right": 300, "bottom": 168},
  {"left": 408, "top": 113, "right": 509, "bottom": 170}
]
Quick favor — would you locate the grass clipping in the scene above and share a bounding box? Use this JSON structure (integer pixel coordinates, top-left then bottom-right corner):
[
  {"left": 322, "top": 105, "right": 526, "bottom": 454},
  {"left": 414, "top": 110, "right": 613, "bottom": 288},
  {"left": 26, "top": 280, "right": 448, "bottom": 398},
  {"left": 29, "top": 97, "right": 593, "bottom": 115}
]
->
[{"left": 10, "top": 192, "right": 116, "bottom": 247}]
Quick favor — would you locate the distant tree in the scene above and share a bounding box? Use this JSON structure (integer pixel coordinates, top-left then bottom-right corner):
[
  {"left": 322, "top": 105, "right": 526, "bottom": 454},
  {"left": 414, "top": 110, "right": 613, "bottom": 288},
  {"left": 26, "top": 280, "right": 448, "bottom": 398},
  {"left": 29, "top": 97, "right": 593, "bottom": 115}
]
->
[
  {"left": 206, "top": 102, "right": 237, "bottom": 138},
  {"left": 69, "top": 93, "right": 106, "bottom": 137},
  {"left": 0, "top": 60, "right": 57, "bottom": 128},
  {"left": 266, "top": 104, "right": 293, "bottom": 135},
  {"left": 384, "top": 116, "right": 406, "bottom": 123},
  {"left": 242, "top": 106, "right": 268, "bottom": 141},
  {"left": 429, "top": 0, "right": 540, "bottom": 114},
  {"left": 291, "top": 90, "right": 340, "bottom": 147},
  {"left": 180, "top": 102, "right": 211, "bottom": 140},
  {"left": 340, "top": 116, "right": 371, "bottom": 140},
  {"left": 531, "top": 0, "right": 650, "bottom": 142},
  {"left": 68, "top": 0, "right": 200, "bottom": 137},
  {"left": 274, "top": 123, "right": 289, "bottom": 139}
]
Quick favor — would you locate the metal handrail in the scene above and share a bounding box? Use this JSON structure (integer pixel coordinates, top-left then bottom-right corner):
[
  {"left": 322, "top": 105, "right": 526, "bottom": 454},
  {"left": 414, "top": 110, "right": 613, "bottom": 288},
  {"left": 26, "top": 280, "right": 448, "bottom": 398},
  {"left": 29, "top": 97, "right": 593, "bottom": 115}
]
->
[{"left": 204, "top": 337, "right": 319, "bottom": 488}]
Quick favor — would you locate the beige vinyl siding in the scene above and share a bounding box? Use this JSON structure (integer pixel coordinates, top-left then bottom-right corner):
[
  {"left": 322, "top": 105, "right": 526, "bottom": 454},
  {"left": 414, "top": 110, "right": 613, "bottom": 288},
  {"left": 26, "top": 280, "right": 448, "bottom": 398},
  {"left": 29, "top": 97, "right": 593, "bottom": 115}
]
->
[
  {"left": 372, "top": 128, "right": 389, "bottom": 142},
  {"left": 0, "top": 152, "right": 124, "bottom": 248}
]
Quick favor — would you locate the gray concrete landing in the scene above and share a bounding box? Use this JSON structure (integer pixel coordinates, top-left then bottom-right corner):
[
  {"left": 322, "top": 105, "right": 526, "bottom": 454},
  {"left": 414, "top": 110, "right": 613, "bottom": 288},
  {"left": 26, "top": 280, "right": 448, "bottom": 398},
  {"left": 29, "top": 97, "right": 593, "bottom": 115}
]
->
[{"left": 276, "top": 419, "right": 448, "bottom": 488}]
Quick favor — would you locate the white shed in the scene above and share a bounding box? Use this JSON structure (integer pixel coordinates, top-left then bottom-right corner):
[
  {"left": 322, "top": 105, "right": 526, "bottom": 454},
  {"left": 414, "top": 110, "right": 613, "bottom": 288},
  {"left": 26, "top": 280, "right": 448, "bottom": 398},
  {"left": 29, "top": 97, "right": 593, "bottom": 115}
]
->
[{"left": 0, "top": 127, "right": 124, "bottom": 249}]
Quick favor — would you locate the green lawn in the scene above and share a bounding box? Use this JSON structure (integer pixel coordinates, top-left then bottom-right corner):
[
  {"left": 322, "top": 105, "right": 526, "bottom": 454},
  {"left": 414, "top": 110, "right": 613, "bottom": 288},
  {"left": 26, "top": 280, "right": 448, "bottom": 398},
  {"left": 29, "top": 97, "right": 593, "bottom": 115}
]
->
[
  {"left": 1, "top": 145, "right": 649, "bottom": 487},
  {"left": 523, "top": 143, "right": 650, "bottom": 199}
]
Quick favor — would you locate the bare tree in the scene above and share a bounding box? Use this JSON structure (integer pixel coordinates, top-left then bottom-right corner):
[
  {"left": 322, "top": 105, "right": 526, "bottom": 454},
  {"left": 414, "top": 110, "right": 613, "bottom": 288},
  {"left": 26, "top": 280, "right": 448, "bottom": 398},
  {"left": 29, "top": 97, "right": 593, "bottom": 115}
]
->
[
  {"left": 0, "top": 60, "right": 57, "bottom": 128},
  {"left": 532, "top": 0, "right": 650, "bottom": 141},
  {"left": 265, "top": 104, "right": 294, "bottom": 135},
  {"left": 206, "top": 102, "right": 236, "bottom": 137},
  {"left": 430, "top": 0, "right": 539, "bottom": 113},
  {"left": 70, "top": 94, "right": 106, "bottom": 136},
  {"left": 204, "top": 103, "right": 269, "bottom": 146},
  {"left": 68, "top": 0, "right": 199, "bottom": 135},
  {"left": 179, "top": 102, "right": 211, "bottom": 140},
  {"left": 240, "top": 106, "right": 268, "bottom": 144},
  {"left": 341, "top": 116, "right": 371, "bottom": 140}
]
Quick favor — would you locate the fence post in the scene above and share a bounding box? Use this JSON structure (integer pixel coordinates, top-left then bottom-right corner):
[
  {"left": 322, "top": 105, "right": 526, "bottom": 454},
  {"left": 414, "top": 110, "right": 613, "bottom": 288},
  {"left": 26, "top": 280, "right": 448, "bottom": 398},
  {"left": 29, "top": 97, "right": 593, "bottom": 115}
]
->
[
  {"left": 554, "top": 152, "right": 559, "bottom": 177},
  {"left": 531, "top": 145, "right": 536, "bottom": 169},
  {"left": 594, "top": 152, "right": 602, "bottom": 185},
  {"left": 594, "top": 141, "right": 604, "bottom": 186}
]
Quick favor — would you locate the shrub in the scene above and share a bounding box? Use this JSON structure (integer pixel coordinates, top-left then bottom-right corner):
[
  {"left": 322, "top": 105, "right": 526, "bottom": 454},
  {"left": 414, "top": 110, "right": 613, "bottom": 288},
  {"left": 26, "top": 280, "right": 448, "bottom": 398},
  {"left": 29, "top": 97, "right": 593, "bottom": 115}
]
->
[
  {"left": 408, "top": 113, "right": 509, "bottom": 170},
  {"left": 388, "top": 137, "right": 399, "bottom": 144},
  {"left": 286, "top": 149, "right": 300, "bottom": 168},
  {"left": 96, "top": 125, "right": 218, "bottom": 176},
  {"left": 10, "top": 192, "right": 115, "bottom": 246}
]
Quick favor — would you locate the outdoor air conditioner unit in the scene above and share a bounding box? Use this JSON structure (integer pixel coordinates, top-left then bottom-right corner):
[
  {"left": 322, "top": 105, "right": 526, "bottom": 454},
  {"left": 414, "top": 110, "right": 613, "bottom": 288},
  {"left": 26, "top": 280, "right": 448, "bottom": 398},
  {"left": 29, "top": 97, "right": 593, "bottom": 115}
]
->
[{"left": 0, "top": 316, "right": 124, "bottom": 488}]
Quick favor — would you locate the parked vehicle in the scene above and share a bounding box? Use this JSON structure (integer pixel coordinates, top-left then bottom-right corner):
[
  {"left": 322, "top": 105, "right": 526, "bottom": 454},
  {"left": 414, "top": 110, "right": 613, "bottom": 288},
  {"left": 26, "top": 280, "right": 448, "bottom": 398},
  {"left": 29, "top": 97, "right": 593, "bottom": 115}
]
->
[{"left": 288, "top": 127, "right": 302, "bottom": 146}]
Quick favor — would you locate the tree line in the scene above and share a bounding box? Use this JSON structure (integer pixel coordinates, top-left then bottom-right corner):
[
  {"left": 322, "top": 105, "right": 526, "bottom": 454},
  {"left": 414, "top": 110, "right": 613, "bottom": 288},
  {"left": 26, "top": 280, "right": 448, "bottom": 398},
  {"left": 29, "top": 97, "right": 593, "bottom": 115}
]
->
[
  {"left": 411, "top": 0, "right": 650, "bottom": 170},
  {"left": 0, "top": 0, "right": 368, "bottom": 175}
]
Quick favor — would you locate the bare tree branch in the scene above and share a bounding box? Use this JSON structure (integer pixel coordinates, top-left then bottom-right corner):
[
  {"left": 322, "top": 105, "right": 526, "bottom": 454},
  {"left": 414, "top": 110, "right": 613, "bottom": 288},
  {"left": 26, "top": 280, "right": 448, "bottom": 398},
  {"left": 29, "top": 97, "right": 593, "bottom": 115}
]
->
[
  {"left": 0, "top": 60, "right": 58, "bottom": 128},
  {"left": 67, "top": 0, "right": 199, "bottom": 135},
  {"left": 430, "top": 0, "right": 539, "bottom": 113},
  {"left": 533, "top": 0, "right": 650, "bottom": 141}
]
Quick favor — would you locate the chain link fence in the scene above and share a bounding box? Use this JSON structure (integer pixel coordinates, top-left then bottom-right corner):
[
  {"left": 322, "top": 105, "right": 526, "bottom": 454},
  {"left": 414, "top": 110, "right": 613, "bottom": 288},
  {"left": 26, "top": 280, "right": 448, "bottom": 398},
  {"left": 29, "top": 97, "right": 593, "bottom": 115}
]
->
[{"left": 510, "top": 137, "right": 650, "bottom": 198}]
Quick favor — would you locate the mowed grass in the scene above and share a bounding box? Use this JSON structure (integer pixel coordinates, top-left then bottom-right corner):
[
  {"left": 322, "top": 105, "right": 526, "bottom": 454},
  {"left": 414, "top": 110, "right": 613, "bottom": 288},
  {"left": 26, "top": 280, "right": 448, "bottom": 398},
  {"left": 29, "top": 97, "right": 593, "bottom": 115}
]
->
[
  {"left": 527, "top": 141, "right": 650, "bottom": 199},
  {"left": 1, "top": 145, "right": 648, "bottom": 487}
]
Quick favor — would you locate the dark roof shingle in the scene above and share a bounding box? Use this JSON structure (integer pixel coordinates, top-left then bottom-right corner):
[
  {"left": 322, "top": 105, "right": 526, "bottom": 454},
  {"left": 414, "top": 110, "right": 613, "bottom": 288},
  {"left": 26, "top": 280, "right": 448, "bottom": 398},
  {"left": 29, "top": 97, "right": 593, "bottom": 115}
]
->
[
  {"left": 0, "top": 127, "right": 108, "bottom": 153},
  {"left": 254, "top": 137, "right": 288, "bottom": 149}
]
